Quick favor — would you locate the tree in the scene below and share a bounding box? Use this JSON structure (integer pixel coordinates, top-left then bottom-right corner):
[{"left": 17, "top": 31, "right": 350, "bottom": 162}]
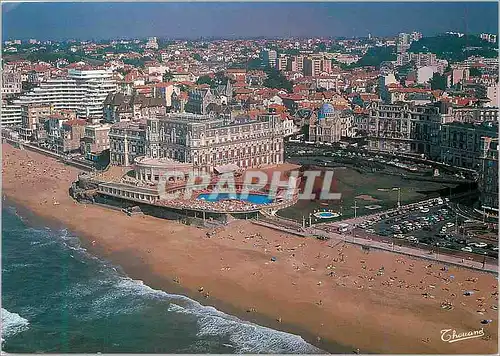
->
[
  {"left": 331, "top": 59, "right": 349, "bottom": 70},
  {"left": 469, "top": 67, "right": 482, "bottom": 77},
  {"left": 247, "top": 58, "right": 264, "bottom": 70},
  {"left": 214, "top": 71, "right": 229, "bottom": 85},
  {"left": 315, "top": 43, "right": 327, "bottom": 53},
  {"left": 328, "top": 43, "right": 344, "bottom": 52},
  {"left": 409, "top": 34, "right": 497, "bottom": 63},
  {"left": 116, "top": 68, "right": 131, "bottom": 76},
  {"left": 397, "top": 62, "right": 415, "bottom": 75},
  {"left": 351, "top": 95, "right": 364, "bottom": 107},
  {"left": 196, "top": 75, "right": 214, "bottom": 86},
  {"left": 163, "top": 71, "right": 174, "bottom": 82},
  {"left": 430, "top": 73, "right": 447, "bottom": 91},
  {"left": 263, "top": 67, "right": 292, "bottom": 92},
  {"left": 178, "top": 84, "right": 189, "bottom": 92},
  {"left": 352, "top": 46, "right": 397, "bottom": 68},
  {"left": 123, "top": 58, "right": 146, "bottom": 68},
  {"left": 192, "top": 53, "right": 202, "bottom": 62}
]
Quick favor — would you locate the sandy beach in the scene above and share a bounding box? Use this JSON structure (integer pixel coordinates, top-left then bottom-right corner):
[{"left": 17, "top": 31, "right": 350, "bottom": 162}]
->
[{"left": 2, "top": 143, "right": 498, "bottom": 354}]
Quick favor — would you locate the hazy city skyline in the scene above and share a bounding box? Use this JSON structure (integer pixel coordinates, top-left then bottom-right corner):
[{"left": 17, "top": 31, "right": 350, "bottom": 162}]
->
[{"left": 2, "top": 2, "right": 499, "bottom": 41}]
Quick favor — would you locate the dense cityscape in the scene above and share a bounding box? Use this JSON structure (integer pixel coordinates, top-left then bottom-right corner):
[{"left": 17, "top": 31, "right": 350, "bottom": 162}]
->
[
  {"left": 1, "top": 2, "right": 499, "bottom": 354},
  {"left": 3, "top": 31, "right": 498, "bottom": 212}
]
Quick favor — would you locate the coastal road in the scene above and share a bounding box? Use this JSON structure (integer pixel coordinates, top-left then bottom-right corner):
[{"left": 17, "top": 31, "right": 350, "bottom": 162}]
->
[{"left": 307, "top": 227, "right": 498, "bottom": 274}]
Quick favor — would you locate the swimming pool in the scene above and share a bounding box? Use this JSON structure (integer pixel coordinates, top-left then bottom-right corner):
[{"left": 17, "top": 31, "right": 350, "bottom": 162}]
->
[
  {"left": 197, "top": 193, "right": 273, "bottom": 204},
  {"left": 314, "top": 211, "right": 340, "bottom": 219}
]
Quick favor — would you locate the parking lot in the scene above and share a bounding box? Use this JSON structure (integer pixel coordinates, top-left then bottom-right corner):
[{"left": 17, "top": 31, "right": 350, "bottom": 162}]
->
[{"left": 356, "top": 199, "right": 498, "bottom": 258}]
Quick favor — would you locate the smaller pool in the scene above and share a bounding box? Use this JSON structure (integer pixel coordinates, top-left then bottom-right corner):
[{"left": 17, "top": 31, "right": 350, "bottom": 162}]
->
[
  {"left": 197, "top": 193, "right": 273, "bottom": 204},
  {"left": 314, "top": 211, "right": 340, "bottom": 219}
]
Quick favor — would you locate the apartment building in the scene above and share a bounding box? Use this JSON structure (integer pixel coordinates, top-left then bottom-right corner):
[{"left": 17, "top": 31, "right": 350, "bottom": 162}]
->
[
  {"left": 479, "top": 137, "right": 499, "bottom": 213},
  {"left": 316, "top": 77, "right": 339, "bottom": 91},
  {"left": 11, "top": 69, "right": 116, "bottom": 121},
  {"left": 411, "top": 52, "right": 437, "bottom": 67},
  {"left": 54, "top": 119, "right": 87, "bottom": 153},
  {"left": 367, "top": 102, "right": 441, "bottom": 159},
  {"left": 276, "top": 56, "right": 288, "bottom": 71},
  {"left": 282, "top": 116, "right": 299, "bottom": 137},
  {"left": 19, "top": 103, "right": 54, "bottom": 141},
  {"left": 261, "top": 49, "right": 277, "bottom": 68},
  {"left": 486, "top": 85, "right": 498, "bottom": 107},
  {"left": 397, "top": 33, "right": 411, "bottom": 54},
  {"left": 398, "top": 52, "right": 437, "bottom": 67},
  {"left": 80, "top": 124, "right": 112, "bottom": 161},
  {"left": 287, "top": 55, "right": 304, "bottom": 73},
  {"left": 109, "top": 121, "right": 147, "bottom": 166},
  {"left": 1, "top": 104, "right": 22, "bottom": 126},
  {"left": 145, "top": 112, "right": 284, "bottom": 173},
  {"left": 448, "top": 107, "right": 499, "bottom": 124},
  {"left": 439, "top": 121, "right": 498, "bottom": 170},
  {"left": 2, "top": 69, "right": 22, "bottom": 96},
  {"left": 303, "top": 57, "right": 322, "bottom": 77},
  {"left": 322, "top": 59, "right": 332, "bottom": 74},
  {"left": 103, "top": 92, "right": 168, "bottom": 123}
]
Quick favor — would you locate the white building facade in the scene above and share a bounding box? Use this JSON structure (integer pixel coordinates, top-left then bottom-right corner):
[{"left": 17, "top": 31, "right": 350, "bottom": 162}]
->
[{"left": 10, "top": 69, "right": 116, "bottom": 121}]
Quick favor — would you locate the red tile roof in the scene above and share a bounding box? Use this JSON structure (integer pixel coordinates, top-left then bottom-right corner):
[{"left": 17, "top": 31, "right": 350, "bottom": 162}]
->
[
  {"left": 279, "top": 94, "right": 304, "bottom": 101},
  {"left": 63, "top": 119, "right": 87, "bottom": 127},
  {"left": 154, "top": 82, "right": 174, "bottom": 88}
]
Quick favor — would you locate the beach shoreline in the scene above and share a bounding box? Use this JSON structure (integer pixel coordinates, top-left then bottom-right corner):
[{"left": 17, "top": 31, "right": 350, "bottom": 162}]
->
[
  {"left": 2, "top": 143, "right": 498, "bottom": 354},
  {"left": 2, "top": 196, "right": 345, "bottom": 354}
]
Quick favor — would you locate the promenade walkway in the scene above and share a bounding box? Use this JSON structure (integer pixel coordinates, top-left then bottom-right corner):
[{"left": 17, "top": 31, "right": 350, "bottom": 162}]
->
[
  {"left": 252, "top": 220, "right": 308, "bottom": 237},
  {"left": 306, "top": 226, "right": 498, "bottom": 274}
]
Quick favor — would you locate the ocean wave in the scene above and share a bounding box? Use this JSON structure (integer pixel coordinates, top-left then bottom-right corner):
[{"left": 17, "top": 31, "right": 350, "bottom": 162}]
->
[
  {"left": 167, "top": 301, "right": 322, "bottom": 354},
  {"left": 30, "top": 240, "right": 57, "bottom": 247},
  {"left": 110, "top": 278, "right": 322, "bottom": 353},
  {"left": 1, "top": 308, "right": 30, "bottom": 340},
  {"left": 7, "top": 263, "right": 39, "bottom": 269},
  {"left": 3, "top": 208, "right": 322, "bottom": 354},
  {"left": 94, "top": 276, "right": 322, "bottom": 353},
  {"left": 61, "top": 276, "right": 166, "bottom": 320},
  {"left": 5, "top": 206, "right": 24, "bottom": 222}
]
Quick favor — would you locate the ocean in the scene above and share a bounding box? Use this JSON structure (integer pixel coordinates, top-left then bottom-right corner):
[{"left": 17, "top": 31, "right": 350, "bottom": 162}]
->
[{"left": 1, "top": 205, "right": 324, "bottom": 353}]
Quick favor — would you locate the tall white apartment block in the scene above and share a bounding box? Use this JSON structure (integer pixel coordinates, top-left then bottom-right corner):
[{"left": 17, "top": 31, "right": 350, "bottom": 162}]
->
[
  {"left": 12, "top": 69, "right": 116, "bottom": 121},
  {"left": 1, "top": 104, "right": 23, "bottom": 126},
  {"left": 397, "top": 33, "right": 411, "bottom": 54}
]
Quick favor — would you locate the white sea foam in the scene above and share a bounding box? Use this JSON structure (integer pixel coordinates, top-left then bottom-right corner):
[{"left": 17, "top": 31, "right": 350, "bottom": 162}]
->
[
  {"left": 98, "top": 275, "right": 321, "bottom": 353},
  {"left": 5, "top": 214, "right": 323, "bottom": 355},
  {"left": 167, "top": 301, "right": 322, "bottom": 354},
  {"left": 8, "top": 263, "right": 39, "bottom": 269},
  {"left": 1, "top": 308, "right": 30, "bottom": 342},
  {"left": 6, "top": 206, "right": 24, "bottom": 222},
  {"left": 116, "top": 278, "right": 323, "bottom": 354}
]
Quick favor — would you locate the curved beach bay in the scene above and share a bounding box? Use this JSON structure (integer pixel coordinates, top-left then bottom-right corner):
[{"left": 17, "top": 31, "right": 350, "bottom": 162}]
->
[{"left": 2, "top": 143, "right": 498, "bottom": 354}]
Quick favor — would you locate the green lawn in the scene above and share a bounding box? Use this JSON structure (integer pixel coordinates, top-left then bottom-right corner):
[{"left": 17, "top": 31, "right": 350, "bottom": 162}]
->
[{"left": 278, "top": 167, "right": 451, "bottom": 223}]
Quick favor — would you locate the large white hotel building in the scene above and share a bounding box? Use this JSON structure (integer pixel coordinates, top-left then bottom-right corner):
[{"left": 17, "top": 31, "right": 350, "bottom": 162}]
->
[
  {"left": 144, "top": 112, "right": 285, "bottom": 174},
  {"left": 2, "top": 69, "right": 116, "bottom": 126}
]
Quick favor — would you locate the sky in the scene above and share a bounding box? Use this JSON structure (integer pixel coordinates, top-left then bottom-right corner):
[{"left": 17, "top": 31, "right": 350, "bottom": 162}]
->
[{"left": 2, "top": 2, "right": 499, "bottom": 41}]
